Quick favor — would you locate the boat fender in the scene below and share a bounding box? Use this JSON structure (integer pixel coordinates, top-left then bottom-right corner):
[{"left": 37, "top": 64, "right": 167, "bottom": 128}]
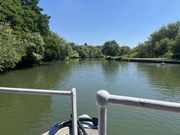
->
[{"left": 48, "top": 123, "right": 60, "bottom": 135}]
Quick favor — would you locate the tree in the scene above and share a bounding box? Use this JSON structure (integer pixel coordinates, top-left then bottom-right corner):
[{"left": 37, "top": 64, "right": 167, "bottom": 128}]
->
[
  {"left": 129, "top": 21, "right": 180, "bottom": 59},
  {"left": 0, "top": 0, "right": 24, "bottom": 31},
  {"left": 20, "top": 0, "right": 51, "bottom": 36},
  {"left": 0, "top": 23, "right": 25, "bottom": 71},
  {"left": 43, "top": 32, "right": 62, "bottom": 61},
  {"left": 64, "top": 43, "right": 74, "bottom": 57},
  {"left": 166, "top": 21, "right": 180, "bottom": 40},
  {"left": 75, "top": 45, "right": 87, "bottom": 58},
  {"left": 154, "top": 38, "right": 169, "bottom": 57},
  {"left": 171, "top": 34, "right": 180, "bottom": 59},
  {"left": 102, "top": 40, "right": 120, "bottom": 56},
  {"left": 131, "top": 43, "right": 149, "bottom": 58},
  {"left": 119, "top": 46, "right": 130, "bottom": 56},
  {"left": 19, "top": 32, "right": 45, "bottom": 66}
]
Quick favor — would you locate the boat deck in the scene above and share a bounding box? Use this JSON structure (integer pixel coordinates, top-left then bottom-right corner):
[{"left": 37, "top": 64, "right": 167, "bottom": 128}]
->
[{"left": 42, "top": 126, "right": 98, "bottom": 135}]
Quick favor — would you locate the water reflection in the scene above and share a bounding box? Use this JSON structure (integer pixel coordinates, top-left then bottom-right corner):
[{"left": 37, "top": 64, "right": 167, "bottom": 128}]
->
[
  {"left": 0, "top": 61, "right": 74, "bottom": 89},
  {"left": 137, "top": 63, "right": 180, "bottom": 101},
  {"left": 101, "top": 60, "right": 120, "bottom": 88},
  {"left": 0, "top": 61, "right": 76, "bottom": 135},
  {"left": 1, "top": 60, "right": 180, "bottom": 135},
  {"left": 0, "top": 93, "right": 51, "bottom": 135}
]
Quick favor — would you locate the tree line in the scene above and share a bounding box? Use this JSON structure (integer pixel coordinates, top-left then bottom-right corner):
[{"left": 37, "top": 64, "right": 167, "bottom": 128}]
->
[
  {"left": 130, "top": 21, "right": 180, "bottom": 59},
  {"left": 0, "top": 0, "right": 129, "bottom": 71},
  {"left": 0, "top": 0, "right": 180, "bottom": 71}
]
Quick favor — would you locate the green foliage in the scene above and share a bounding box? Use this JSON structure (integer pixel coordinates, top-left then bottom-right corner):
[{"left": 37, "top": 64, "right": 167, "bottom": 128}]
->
[
  {"left": 0, "top": 0, "right": 24, "bottom": 31},
  {"left": 19, "top": 32, "right": 45, "bottom": 66},
  {"left": 102, "top": 40, "right": 120, "bottom": 56},
  {"left": 130, "top": 43, "right": 148, "bottom": 58},
  {"left": 20, "top": 0, "right": 39, "bottom": 6},
  {"left": 0, "top": 0, "right": 50, "bottom": 35},
  {"left": 0, "top": 23, "right": 25, "bottom": 71},
  {"left": 0, "top": 0, "right": 51, "bottom": 69},
  {"left": 154, "top": 38, "right": 169, "bottom": 57},
  {"left": 64, "top": 43, "right": 74, "bottom": 57},
  {"left": 1, "top": 0, "right": 180, "bottom": 72},
  {"left": 43, "top": 32, "right": 63, "bottom": 61},
  {"left": 119, "top": 46, "right": 130, "bottom": 56},
  {"left": 74, "top": 44, "right": 103, "bottom": 58},
  {"left": 171, "top": 34, "right": 180, "bottom": 59},
  {"left": 130, "top": 21, "right": 180, "bottom": 59},
  {"left": 20, "top": 0, "right": 50, "bottom": 36}
]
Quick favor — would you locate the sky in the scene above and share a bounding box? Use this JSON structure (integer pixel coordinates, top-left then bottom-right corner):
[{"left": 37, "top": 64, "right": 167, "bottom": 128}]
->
[{"left": 38, "top": 0, "right": 180, "bottom": 48}]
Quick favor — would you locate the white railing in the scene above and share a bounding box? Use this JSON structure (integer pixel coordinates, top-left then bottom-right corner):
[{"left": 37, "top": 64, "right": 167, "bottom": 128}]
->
[
  {"left": 0, "top": 87, "right": 78, "bottom": 135},
  {"left": 2, "top": 87, "right": 180, "bottom": 135},
  {"left": 96, "top": 90, "right": 180, "bottom": 135}
]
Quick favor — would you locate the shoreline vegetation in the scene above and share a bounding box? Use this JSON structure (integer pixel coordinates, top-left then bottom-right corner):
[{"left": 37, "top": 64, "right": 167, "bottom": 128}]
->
[
  {"left": 0, "top": 0, "right": 180, "bottom": 72},
  {"left": 105, "top": 57, "right": 180, "bottom": 64}
]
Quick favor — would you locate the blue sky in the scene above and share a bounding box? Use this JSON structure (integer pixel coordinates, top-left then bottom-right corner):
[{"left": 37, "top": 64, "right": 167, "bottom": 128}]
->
[{"left": 39, "top": 0, "right": 180, "bottom": 48}]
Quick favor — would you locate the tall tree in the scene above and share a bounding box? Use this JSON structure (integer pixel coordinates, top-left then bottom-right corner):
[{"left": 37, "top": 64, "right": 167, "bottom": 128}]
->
[
  {"left": 102, "top": 40, "right": 120, "bottom": 56},
  {"left": 171, "top": 34, "right": 180, "bottom": 59},
  {"left": 119, "top": 46, "right": 130, "bottom": 56},
  {"left": 154, "top": 38, "right": 169, "bottom": 57},
  {"left": 20, "top": 0, "right": 50, "bottom": 36},
  {"left": 43, "top": 32, "right": 62, "bottom": 61},
  {"left": 0, "top": 23, "right": 25, "bottom": 71},
  {"left": 130, "top": 21, "right": 180, "bottom": 59},
  {"left": 19, "top": 32, "right": 45, "bottom": 66}
]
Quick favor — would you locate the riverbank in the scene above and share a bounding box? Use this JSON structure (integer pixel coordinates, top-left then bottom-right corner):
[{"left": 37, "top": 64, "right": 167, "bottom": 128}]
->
[
  {"left": 106, "top": 57, "right": 180, "bottom": 64},
  {"left": 123, "top": 58, "right": 180, "bottom": 64}
]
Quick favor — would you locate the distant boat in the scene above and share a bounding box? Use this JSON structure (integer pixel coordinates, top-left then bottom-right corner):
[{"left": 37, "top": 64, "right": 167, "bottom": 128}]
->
[{"left": 157, "top": 61, "right": 165, "bottom": 67}]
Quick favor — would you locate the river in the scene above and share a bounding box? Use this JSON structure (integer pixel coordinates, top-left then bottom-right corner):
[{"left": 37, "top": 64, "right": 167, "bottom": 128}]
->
[{"left": 0, "top": 59, "right": 180, "bottom": 135}]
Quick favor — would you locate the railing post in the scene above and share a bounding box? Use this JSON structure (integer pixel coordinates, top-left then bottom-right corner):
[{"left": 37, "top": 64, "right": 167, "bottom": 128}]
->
[
  {"left": 71, "top": 88, "right": 78, "bottom": 135},
  {"left": 98, "top": 107, "right": 107, "bottom": 135},
  {"left": 97, "top": 90, "right": 180, "bottom": 135},
  {"left": 0, "top": 87, "right": 79, "bottom": 135},
  {"left": 96, "top": 90, "right": 109, "bottom": 135}
]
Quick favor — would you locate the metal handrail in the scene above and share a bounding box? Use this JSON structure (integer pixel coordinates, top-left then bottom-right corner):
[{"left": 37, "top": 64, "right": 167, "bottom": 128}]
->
[
  {"left": 0, "top": 87, "right": 78, "bottom": 135},
  {"left": 96, "top": 90, "right": 180, "bottom": 135}
]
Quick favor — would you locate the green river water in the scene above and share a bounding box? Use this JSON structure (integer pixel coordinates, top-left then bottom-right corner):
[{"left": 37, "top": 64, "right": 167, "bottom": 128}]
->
[{"left": 0, "top": 59, "right": 180, "bottom": 135}]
